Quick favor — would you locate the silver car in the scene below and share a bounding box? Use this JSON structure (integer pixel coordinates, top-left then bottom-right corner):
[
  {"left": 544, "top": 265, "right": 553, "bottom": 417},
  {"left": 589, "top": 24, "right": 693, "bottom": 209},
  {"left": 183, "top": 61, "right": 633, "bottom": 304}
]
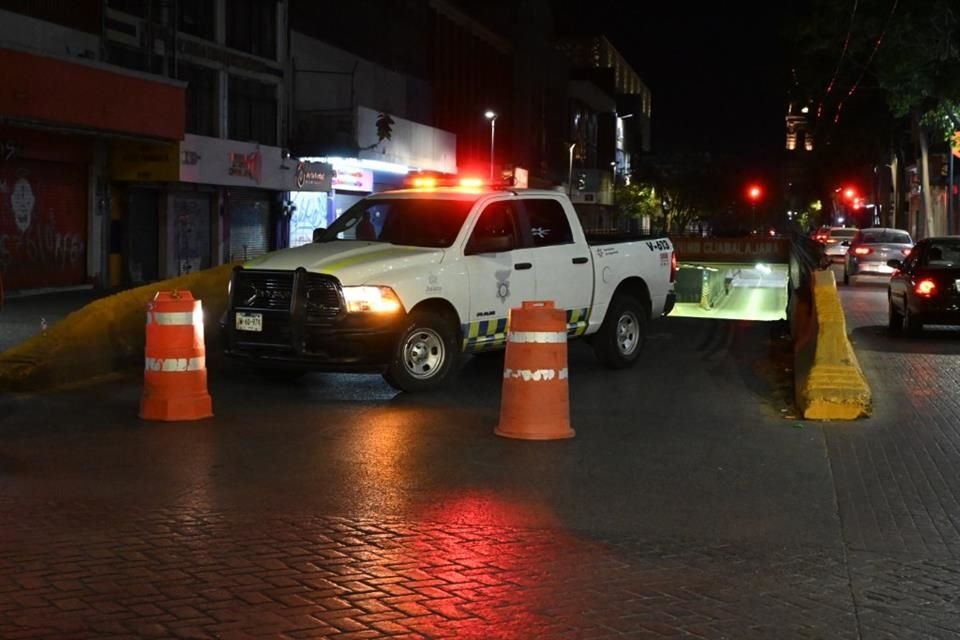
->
[
  {"left": 843, "top": 227, "right": 913, "bottom": 285},
  {"left": 820, "top": 226, "right": 859, "bottom": 262}
]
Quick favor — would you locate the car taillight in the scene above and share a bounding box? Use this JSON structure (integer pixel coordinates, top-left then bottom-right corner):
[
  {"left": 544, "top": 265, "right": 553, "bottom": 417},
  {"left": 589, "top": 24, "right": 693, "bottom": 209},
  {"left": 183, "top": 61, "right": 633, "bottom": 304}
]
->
[
  {"left": 915, "top": 278, "right": 937, "bottom": 297},
  {"left": 670, "top": 252, "right": 677, "bottom": 283},
  {"left": 853, "top": 247, "right": 872, "bottom": 256},
  {"left": 826, "top": 239, "right": 837, "bottom": 244}
]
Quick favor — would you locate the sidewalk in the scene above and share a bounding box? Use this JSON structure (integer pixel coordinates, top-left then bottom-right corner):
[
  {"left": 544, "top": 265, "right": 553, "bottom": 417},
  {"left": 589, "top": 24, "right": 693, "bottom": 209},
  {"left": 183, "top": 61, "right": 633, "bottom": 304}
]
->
[{"left": 0, "top": 287, "right": 106, "bottom": 353}]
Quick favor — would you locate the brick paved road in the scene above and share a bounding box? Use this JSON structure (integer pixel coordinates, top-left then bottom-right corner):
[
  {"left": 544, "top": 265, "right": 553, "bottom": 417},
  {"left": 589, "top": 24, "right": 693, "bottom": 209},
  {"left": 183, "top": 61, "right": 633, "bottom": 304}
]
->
[{"left": 2, "top": 283, "right": 960, "bottom": 638}]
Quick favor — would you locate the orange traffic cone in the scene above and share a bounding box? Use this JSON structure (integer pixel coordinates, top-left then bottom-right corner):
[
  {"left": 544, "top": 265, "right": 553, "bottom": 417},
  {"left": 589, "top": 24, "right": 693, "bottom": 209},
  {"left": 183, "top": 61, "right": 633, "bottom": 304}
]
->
[
  {"left": 139, "top": 290, "right": 213, "bottom": 421},
  {"left": 495, "top": 300, "right": 574, "bottom": 440}
]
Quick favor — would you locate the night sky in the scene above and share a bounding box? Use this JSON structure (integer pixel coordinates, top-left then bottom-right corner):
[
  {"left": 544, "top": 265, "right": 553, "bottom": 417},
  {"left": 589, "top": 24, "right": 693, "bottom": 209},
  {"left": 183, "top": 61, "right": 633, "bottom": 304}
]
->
[{"left": 555, "top": 3, "right": 793, "bottom": 167}]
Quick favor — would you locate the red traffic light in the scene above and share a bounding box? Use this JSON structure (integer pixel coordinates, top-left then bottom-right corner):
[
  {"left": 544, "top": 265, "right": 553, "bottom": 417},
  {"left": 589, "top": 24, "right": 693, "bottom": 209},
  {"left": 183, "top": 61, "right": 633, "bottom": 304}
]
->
[
  {"left": 747, "top": 185, "right": 762, "bottom": 201},
  {"left": 843, "top": 187, "right": 856, "bottom": 200}
]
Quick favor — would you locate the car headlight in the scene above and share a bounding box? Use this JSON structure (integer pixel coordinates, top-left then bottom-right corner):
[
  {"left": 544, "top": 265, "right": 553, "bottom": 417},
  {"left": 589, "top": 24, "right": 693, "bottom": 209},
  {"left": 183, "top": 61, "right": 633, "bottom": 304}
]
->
[{"left": 342, "top": 286, "right": 403, "bottom": 313}]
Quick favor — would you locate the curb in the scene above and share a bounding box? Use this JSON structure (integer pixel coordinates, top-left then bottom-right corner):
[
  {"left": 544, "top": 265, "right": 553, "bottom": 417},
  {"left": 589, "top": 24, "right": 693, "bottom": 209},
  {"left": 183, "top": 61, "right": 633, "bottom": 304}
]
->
[{"left": 793, "top": 270, "right": 871, "bottom": 420}]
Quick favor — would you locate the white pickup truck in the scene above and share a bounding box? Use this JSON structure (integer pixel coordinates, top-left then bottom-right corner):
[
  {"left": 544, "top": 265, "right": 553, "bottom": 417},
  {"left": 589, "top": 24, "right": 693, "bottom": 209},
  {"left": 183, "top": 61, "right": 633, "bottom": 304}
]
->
[{"left": 223, "top": 184, "right": 676, "bottom": 391}]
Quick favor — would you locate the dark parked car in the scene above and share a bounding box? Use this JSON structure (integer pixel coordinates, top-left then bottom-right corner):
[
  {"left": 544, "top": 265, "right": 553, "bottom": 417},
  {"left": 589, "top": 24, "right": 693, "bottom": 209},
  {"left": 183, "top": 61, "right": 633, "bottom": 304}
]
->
[
  {"left": 888, "top": 236, "right": 960, "bottom": 335},
  {"left": 843, "top": 227, "right": 913, "bottom": 285}
]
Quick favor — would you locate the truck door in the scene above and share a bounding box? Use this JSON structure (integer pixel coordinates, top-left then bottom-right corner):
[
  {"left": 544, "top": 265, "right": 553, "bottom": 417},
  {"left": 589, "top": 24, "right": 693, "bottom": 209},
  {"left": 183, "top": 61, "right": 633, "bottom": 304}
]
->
[
  {"left": 519, "top": 198, "right": 594, "bottom": 336},
  {"left": 461, "top": 200, "right": 537, "bottom": 352}
]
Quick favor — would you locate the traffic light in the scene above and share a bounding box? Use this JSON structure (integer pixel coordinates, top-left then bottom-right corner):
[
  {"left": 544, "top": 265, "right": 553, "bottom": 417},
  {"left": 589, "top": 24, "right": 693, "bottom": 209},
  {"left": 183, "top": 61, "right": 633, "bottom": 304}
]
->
[{"left": 375, "top": 112, "right": 394, "bottom": 142}]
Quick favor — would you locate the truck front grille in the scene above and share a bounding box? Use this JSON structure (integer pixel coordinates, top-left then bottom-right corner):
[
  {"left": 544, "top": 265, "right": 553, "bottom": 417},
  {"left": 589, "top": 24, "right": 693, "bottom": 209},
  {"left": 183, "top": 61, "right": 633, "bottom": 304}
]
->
[
  {"left": 304, "top": 273, "right": 342, "bottom": 323},
  {"left": 232, "top": 270, "right": 295, "bottom": 311}
]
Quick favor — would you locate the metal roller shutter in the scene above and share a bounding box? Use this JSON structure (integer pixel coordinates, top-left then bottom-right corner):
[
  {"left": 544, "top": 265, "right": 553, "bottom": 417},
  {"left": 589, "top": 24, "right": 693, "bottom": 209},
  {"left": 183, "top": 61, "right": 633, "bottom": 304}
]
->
[
  {"left": 0, "top": 159, "right": 87, "bottom": 290},
  {"left": 228, "top": 195, "right": 270, "bottom": 262}
]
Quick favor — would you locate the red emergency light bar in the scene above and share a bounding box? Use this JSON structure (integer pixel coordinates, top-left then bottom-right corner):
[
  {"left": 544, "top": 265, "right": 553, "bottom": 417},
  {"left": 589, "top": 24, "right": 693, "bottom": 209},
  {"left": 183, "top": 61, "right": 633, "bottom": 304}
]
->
[{"left": 403, "top": 171, "right": 515, "bottom": 190}]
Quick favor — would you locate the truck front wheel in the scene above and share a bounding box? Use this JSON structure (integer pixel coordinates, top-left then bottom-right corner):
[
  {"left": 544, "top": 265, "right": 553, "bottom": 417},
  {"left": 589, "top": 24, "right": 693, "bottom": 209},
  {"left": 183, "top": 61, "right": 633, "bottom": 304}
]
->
[
  {"left": 383, "top": 309, "right": 460, "bottom": 392},
  {"left": 593, "top": 293, "right": 647, "bottom": 368}
]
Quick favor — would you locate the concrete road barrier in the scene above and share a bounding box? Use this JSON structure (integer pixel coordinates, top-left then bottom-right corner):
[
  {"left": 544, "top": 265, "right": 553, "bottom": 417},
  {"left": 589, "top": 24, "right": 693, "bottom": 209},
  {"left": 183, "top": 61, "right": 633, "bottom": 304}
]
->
[
  {"left": 699, "top": 267, "right": 728, "bottom": 310},
  {"left": 793, "top": 270, "right": 871, "bottom": 420},
  {"left": 0, "top": 264, "right": 234, "bottom": 392}
]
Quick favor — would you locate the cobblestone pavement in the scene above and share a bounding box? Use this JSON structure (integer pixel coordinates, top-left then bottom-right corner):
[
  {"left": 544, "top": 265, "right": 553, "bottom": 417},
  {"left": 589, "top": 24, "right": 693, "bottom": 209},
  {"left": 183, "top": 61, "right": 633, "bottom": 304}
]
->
[{"left": 2, "top": 279, "right": 960, "bottom": 638}]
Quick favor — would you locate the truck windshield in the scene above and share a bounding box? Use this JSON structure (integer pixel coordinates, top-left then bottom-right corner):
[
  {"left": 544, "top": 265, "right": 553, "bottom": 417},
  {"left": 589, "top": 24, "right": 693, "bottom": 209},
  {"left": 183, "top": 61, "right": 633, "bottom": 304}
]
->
[{"left": 317, "top": 198, "right": 474, "bottom": 248}]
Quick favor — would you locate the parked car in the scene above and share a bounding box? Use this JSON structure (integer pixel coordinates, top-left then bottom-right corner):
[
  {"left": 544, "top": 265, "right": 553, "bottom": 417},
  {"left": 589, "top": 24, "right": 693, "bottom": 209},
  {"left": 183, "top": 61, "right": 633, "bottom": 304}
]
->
[
  {"left": 842, "top": 227, "right": 913, "bottom": 284},
  {"left": 816, "top": 226, "right": 859, "bottom": 262},
  {"left": 887, "top": 236, "right": 960, "bottom": 335}
]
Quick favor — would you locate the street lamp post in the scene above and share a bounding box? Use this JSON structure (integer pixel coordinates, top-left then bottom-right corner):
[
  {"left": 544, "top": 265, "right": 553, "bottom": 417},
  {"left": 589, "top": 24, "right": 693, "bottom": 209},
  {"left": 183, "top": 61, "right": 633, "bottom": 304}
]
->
[
  {"left": 567, "top": 142, "right": 576, "bottom": 196},
  {"left": 484, "top": 110, "right": 497, "bottom": 181}
]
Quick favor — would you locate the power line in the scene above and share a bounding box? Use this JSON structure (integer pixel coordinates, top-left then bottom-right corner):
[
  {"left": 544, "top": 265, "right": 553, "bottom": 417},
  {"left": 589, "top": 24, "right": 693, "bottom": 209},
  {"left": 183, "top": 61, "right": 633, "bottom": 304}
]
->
[{"left": 831, "top": 0, "right": 900, "bottom": 126}]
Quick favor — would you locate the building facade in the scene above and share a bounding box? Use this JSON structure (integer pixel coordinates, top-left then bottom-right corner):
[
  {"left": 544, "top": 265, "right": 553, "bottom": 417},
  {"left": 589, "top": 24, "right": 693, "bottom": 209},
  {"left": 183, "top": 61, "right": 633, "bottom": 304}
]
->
[{"left": 0, "top": 0, "right": 296, "bottom": 292}]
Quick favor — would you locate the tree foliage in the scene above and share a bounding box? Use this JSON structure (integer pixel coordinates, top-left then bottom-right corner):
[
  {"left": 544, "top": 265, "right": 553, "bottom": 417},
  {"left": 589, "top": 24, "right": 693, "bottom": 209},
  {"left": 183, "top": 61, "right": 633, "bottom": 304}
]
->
[{"left": 791, "top": 0, "right": 960, "bottom": 236}]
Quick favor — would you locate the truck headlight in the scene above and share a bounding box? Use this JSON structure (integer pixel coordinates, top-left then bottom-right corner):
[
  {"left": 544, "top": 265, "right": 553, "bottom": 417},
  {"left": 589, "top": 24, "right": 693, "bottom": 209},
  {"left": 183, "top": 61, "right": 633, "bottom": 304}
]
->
[{"left": 342, "top": 286, "right": 403, "bottom": 313}]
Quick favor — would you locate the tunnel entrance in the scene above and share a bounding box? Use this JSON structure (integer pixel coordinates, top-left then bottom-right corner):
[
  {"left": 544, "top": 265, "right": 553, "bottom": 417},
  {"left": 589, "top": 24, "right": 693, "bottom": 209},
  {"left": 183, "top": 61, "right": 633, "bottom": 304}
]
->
[{"left": 670, "top": 261, "right": 789, "bottom": 321}]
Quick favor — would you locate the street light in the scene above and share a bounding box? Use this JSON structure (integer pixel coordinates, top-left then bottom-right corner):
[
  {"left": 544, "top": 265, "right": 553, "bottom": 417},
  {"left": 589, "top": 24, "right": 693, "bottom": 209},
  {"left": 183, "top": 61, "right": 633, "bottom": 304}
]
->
[
  {"left": 567, "top": 142, "right": 576, "bottom": 196},
  {"left": 484, "top": 110, "right": 497, "bottom": 181}
]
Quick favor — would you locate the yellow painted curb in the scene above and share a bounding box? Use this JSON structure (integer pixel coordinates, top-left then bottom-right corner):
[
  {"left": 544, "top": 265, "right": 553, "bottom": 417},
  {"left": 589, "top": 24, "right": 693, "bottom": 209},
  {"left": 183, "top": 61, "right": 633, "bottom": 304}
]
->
[
  {"left": 0, "top": 264, "right": 236, "bottom": 392},
  {"left": 793, "top": 270, "right": 871, "bottom": 420}
]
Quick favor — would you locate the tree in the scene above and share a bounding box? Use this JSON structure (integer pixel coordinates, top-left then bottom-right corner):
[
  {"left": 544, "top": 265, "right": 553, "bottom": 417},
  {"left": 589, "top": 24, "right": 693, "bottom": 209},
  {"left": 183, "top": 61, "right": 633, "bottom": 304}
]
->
[
  {"left": 614, "top": 183, "right": 661, "bottom": 226},
  {"left": 792, "top": 0, "right": 960, "bottom": 237},
  {"left": 632, "top": 153, "right": 730, "bottom": 234}
]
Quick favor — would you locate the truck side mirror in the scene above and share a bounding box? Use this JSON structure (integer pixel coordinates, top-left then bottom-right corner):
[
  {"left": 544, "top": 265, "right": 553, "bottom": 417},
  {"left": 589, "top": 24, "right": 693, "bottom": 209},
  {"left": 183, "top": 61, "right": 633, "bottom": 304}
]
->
[{"left": 313, "top": 227, "right": 326, "bottom": 243}]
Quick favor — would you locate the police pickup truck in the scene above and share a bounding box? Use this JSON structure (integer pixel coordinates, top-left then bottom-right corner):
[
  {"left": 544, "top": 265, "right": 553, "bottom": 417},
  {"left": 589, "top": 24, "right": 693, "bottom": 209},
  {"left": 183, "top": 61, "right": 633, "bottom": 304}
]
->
[{"left": 223, "top": 181, "right": 676, "bottom": 392}]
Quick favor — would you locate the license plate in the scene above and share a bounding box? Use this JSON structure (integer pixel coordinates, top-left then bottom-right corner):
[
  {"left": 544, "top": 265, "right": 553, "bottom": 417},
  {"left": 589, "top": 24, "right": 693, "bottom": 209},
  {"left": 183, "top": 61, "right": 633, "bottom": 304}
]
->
[{"left": 235, "top": 312, "right": 263, "bottom": 332}]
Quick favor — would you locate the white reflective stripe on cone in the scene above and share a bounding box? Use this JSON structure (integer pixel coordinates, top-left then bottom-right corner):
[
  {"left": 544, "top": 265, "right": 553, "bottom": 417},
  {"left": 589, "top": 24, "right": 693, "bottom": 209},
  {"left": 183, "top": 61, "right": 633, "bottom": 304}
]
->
[
  {"left": 145, "top": 357, "right": 206, "bottom": 372},
  {"left": 503, "top": 367, "right": 569, "bottom": 381},
  {"left": 147, "top": 311, "right": 196, "bottom": 325},
  {"left": 507, "top": 331, "right": 567, "bottom": 343}
]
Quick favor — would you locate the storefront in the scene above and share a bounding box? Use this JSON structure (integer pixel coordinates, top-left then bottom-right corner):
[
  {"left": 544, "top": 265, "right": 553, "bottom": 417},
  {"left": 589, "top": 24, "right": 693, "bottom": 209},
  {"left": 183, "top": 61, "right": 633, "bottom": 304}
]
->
[
  {"left": 0, "top": 128, "right": 91, "bottom": 290},
  {"left": 111, "top": 134, "right": 294, "bottom": 282},
  {"left": 288, "top": 161, "right": 333, "bottom": 248},
  {"left": 0, "top": 45, "right": 184, "bottom": 292}
]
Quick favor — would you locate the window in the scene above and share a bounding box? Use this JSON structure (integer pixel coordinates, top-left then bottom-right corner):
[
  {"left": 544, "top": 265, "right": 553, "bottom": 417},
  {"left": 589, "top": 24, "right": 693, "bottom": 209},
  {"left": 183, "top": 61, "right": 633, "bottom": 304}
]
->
[
  {"left": 228, "top": 76, "right": 278, "bottom": 145},
  {"left": 467, "top": 202, "right": 521, "bottom": 254},
  {"left": 178, "top": 63, "right": 217, "bottom": 136},
  {"left": 179, "top": 0, "right": 215, "bottom": 39},
  {"left": 105, "top": 41, "right": 151, "bottom": 73},
  {"left": 226, "top": 0, "right": 277, "bottom": 59},
  {"left": 524, "top": 199, "right": 574, "bottom": 247},
  {"left": 922, "top": 242, "right": 960, "bottom": 268},
  {"left": 320, "top": 198, "right": 473, "bottom": 248},
  {"left": 860, "top": 229, "right": 912, "bottom": 245}
]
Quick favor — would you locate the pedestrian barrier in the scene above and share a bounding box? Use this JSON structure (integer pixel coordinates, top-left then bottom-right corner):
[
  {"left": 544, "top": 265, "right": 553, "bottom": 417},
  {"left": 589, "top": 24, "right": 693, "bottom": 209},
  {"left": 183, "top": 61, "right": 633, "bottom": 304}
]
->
[
  {"left": 140, "top": 290, "right": 213, "bottom": 421},
  {"left": 495, "top": 300, "right": 575, "bottom": 440}
]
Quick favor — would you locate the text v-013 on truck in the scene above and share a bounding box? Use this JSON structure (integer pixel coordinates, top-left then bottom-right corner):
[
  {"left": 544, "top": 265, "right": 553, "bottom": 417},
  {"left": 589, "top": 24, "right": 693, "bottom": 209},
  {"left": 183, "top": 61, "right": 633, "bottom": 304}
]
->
[{"left": 222, "top": 178, "right": 677, "bottom": 392}]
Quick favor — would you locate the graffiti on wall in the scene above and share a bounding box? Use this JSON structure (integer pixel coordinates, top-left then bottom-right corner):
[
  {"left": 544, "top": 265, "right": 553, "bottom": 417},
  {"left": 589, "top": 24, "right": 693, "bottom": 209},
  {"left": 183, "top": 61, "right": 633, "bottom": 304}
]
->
[
  {"left": 0, "top": 175, "right": 86, "bottom": 281},
  {"left": 289, "top": 191, "right": 330, "bottom": 248}
]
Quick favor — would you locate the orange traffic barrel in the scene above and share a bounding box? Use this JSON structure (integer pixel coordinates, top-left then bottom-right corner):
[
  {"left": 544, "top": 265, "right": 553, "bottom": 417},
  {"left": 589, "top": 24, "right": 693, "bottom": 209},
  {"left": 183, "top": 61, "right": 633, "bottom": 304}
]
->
[
  {"left": 495, "top": 300, "right": 574, "bottom": 440},
  {"left": 140, "top": 290, "right": 213, "bottom": 421}
]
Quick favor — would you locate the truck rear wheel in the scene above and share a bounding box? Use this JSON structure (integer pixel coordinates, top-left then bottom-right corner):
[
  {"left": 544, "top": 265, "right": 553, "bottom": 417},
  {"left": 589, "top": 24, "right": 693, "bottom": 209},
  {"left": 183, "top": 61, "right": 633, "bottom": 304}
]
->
[
  {"left": 383, "top": 309, "right": 460, "bottom": 392},
  {"left": 593, "top": 293, "right": 647, "bottom": 368}
]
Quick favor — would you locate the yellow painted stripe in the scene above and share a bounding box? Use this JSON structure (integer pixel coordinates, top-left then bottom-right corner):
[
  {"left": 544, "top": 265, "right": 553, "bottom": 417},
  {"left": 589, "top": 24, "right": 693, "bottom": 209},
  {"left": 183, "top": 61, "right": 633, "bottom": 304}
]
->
[{"left": 319, "top": 247, "right": 423, "bottom": 276}]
